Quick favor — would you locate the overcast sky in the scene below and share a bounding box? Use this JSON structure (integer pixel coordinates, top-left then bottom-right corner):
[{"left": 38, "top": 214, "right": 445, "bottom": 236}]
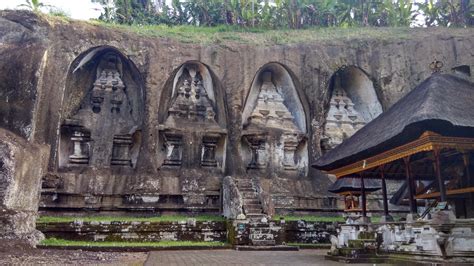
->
[{"left": 0, "top": 0, "right": 103, "bottom": 20}]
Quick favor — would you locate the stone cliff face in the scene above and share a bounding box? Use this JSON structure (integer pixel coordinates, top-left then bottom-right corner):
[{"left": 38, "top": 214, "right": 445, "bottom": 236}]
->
[{"left": 0, "top": 10, "right": 473, "bottom": 215}]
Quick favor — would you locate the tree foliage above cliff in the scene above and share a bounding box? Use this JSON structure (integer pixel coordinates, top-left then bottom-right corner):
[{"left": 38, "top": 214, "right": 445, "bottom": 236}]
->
[{"left": 92, "top": 0, "right": 473, "bottom": 28}]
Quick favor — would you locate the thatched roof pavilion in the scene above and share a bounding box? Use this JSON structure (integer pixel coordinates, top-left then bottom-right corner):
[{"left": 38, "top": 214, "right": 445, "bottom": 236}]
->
[{"left": 314, "top": 73, "right": 474, "bottom": 220}]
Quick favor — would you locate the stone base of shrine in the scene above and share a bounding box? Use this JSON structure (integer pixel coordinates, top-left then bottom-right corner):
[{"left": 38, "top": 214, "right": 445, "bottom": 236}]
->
[{"left": 329, "top": 211, "right": 474, "bottom": 264}]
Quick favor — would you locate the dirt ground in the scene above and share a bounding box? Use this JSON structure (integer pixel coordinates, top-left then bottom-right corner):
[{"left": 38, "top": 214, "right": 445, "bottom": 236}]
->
[{"left": 0, "top": 245, "right": 147, "bottom": 265}]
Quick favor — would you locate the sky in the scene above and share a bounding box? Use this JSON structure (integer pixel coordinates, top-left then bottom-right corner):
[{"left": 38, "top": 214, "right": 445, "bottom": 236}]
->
[{"left": 0, "top": 0, "right": 103, "bottom": 20}]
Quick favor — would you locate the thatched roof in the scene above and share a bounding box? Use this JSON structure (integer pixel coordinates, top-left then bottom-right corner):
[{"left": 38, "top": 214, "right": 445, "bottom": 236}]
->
[
  {"left": 313, "top": 74, "right": 474, "bottom": 171},
  {"left": 328, "top": 177, "right": 381, "bottom": 194}
]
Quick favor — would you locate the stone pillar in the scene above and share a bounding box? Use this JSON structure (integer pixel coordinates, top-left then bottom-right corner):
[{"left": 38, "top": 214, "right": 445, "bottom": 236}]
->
[
  {"left": 201, "top": 135, "right": 219, "bottom": 167},
  {"left": 282, "top": 134, "right": 301, "bottom": 170},
  {"left": 245, "top": 135, "right": 267, "bottom": 169},
  {"left": 163, "top": 133, "right": 183, "bottom": 166},
  {"left": 111, "top": 134, "right": 132, "bottom": 166},
  {"left": 69, "top": 130, "right": 90, "bottom": 164}
]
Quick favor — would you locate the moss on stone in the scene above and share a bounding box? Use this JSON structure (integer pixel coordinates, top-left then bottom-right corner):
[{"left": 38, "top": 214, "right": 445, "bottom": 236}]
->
[
  {"left": 41, "top": 238, "right": 227, "bottom": 247},
  {"left": 37, "top": 215, "right": 225, "bottom": 223},
  {"left": 358, "top": 231, "right": 376, "bottom": 240}
]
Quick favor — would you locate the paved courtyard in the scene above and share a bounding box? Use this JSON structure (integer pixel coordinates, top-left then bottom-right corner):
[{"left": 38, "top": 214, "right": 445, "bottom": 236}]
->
[{"left": 145, "top": 250, "right": 376, "bottom": 266}]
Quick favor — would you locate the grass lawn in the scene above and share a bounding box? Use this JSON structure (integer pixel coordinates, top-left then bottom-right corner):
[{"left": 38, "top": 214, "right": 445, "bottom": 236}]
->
[
  {"left": 37, "top": 214, "right": 225, "bottom": 223},
  {"left": 273, "top": 215, "right": 390, "bottom": 223},
  {"left": 288, "top": 243, "right": 331, "bottom": 248},
  {"left": 41, "top": 238, "right": 227, "bottom": 247},
  {"left": 274, "top": 215, "right": 345, "bottom": 222}
]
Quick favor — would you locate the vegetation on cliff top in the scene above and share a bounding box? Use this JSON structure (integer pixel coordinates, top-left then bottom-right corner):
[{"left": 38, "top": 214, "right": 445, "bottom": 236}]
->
[
  {"left": 86, "top": 19, "right": 472, "bottom": 45},
  {"left": 93, "top": 0, "right": 473, "bottom": 29}
]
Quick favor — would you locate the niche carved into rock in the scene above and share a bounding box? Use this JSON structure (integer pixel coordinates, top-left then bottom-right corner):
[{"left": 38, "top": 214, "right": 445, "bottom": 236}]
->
[
  {"left": 241, "top": 64, "right": 308, "bottom": 175},
  {"left": 158, "top": 61, "right": 227, "bottom": 171},
  {"left": 321, "top": 66, "right": 383, "bottom": 153},
  {"left": 59, "top": 48, "right": 145, "bottom": 169}
]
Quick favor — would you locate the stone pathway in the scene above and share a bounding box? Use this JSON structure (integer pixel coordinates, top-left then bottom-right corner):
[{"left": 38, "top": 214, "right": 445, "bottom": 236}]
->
[{"left": 145, "top": 250, "right": 372, "bottom": 266}]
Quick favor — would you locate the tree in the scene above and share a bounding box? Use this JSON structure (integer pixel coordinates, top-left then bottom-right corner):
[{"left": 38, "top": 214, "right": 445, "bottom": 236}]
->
[{"left": 18, "top": 0, "right": 51, "bottom": 12}]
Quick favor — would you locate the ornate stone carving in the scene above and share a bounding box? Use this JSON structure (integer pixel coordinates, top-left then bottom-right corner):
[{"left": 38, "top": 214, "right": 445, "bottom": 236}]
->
[
  {"left": 163, "top": 133, "right": 183, "bottom": 166},
  {"left": 166, "top": 68, "right": 216, "bottom": 124},
  {"left": 59, "top": 53, "right": 142, "bottom": 168},
  {"left": 243, "top": 71, "right": 305, "bottom": 171},
  {"left": 68, "top": 128, "right": 90, "bottom": 164},
  {"left": 201, "top": 135, "right": 219, "bottom": 167},
  {"left": 247, "top": 72, "right": 300, "bottom": 133},
  {"left": 244, "top": 135, "right": 267, "bottom": 169},
  {"left": 282, "top": 133, "right": 303, "bottom": 170},
  {"left": 111, "top": 134, "right": 132, "bottom": 166},
  {"left": 159, "top": 62, "right": 226, "bottom": 171},
  {"left": 321, "top": 86, "right": 366, "bottom": 152}
]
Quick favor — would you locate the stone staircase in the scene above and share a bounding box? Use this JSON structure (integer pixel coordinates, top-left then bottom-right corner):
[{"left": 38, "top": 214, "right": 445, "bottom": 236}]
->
[
  {"left": 248, "top": 221, "right": 278, "bottom": 246},
  {"left": 234, "top": 178, "right": 266, "bottom": 221},
  {"left": 234, "top": 177, "right": 288, "bottom": 248}
]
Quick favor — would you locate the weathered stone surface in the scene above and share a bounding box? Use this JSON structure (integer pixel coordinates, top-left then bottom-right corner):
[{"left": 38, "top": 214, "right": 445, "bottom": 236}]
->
[
  {"left": 222, "top": 176, "right": 243, "bottom": 219},
  {"left": 0, "top": 10, "right": 472, "bottom": 215},
  {"left": 284, "top": 220, "right": 338, "bottom": 244},
  {"left": 0, "top": 128, "right": 49, "bottom": 246},
  {"left": 37, "top": 220, "right": 227, "bottom": 242}
]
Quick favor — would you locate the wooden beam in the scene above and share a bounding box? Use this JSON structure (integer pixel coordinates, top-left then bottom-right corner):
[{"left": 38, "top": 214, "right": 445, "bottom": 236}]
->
[
  {"left": 415, "top": 187, "right": 474, "bottom": 199},
  {"left": 329, "top": 132, "right": 474, "bottom": 178}
]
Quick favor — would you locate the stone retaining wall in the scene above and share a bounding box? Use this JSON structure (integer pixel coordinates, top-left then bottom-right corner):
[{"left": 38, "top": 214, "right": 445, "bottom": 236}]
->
[
  {"left": 37, "top": 220, "right": 227, "bottom": 242},
  {"left": 284, "top": 220, "right": 338, "bottom": 244},
  {"left": 38, "top": 219, "right": 340, "bottom": 245}
]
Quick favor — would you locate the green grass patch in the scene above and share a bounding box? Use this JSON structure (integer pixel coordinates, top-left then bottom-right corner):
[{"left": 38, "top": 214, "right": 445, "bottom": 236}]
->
[
  {"left": 78, "top": 18, "right": 473, "bottom": 45},
  {"left": 275, "top": 215, "right": 345, "bottom": 222},
  {"left": 41, "top": 238, "right": 227, "bottom": 247},
  {"left": 288, "top": 243, "right": 331, "bottom": 248},
  {"left": 2, "top": 11, "right": 471, "bottom": 46},
  {"left": 38, "top": 214, "right": 225, "bottom": 224}
]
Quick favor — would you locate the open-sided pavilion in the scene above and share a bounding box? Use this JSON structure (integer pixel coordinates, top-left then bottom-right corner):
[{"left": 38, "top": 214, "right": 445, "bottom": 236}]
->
[{"left": 314, "top": 73, "right": 474, "bottom": 262}]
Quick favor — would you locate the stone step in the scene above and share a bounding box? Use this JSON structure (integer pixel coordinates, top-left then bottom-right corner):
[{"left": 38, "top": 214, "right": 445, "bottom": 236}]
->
[
  {"left": 250, "top": 230, "right": 277, "bottom": 236},
  {"left": 236, "top": 182, "right": 253, "bottom": 188},
  {"left": 245, "top": 208, "right": 263, "bottom": 214},
  {"left": 244, "top": 203, "right": 262, "bottom": 209},
  {"left": 243, "top": 199, "right": 260, "bottom": 205},
  {"left": 246, "top": 213, "right": 266, "bottom": 220},
  {"left": 249, "top": 233, "right": 275, "bottom": 240},
  {"left": 235, "top": 179, "right": 252, "bottom": 184},
  {"left": 250, "top": 240, "right": 276, "bottom": 246},
  {"left": 249, "top": 222, "right": 274, "bottom": 227},
  {"left": 238, "top": 188, "right": 256, "bottom": 193},
  {"left": 242, "top": 192, "right": 258, "bottom": 198}
]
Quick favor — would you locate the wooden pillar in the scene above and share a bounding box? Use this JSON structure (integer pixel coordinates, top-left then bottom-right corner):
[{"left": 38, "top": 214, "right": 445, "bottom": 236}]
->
[
  {"left": 360, "top": 173, "right": 367, "bottom": 218},
  {"left": 403, "top": 156, "right": 417, "bottom": 214},
  {"left": 380, "top": 165, "right": 390, "bottom": 220},
  {"left": 462, "top": 151, "right": 472, "bottom": 187},
  {"left": 433, "top": 149, "right": 447, "bottom": 202}
]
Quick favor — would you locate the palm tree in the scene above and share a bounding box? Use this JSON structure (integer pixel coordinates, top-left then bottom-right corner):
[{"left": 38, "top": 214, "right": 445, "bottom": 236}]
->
[{"left": 18, "top": 0, "right": 51, "bottom": 12}]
